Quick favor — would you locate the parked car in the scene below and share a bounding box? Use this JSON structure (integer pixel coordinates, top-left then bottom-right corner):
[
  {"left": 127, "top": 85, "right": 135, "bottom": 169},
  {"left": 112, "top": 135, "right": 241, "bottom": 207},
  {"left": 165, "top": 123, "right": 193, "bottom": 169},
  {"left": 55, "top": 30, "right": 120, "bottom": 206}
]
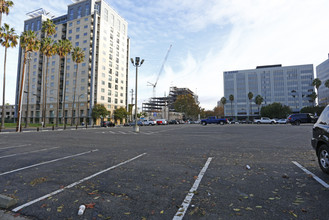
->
[
  {"left": 101, "top": 121, "right": 115, "bottom": 127},
  {"left": 201, "top": 116, "right": 228, "bottom": 125},
  {"left": 128, "top": 120, "right": 143, "bottom": 126},
  {"left": 156, "top": 119, "right": 167, "bottom": 125},
  {"left": 276, "top": 118, "right": 287, "bottom": 124},
  {"left": 169, "top": 120, "right": 179, "bottom": 124},
  {"left": 254, "top": 117, "right": 276, "bottom": 124},
  {"left": 142, "top": 119, "right": 156, "bottom": 126},
  {"left": 312, "top": 105, "right": 329, "bottom": 174},
  {"left": 287, "top": 113, "right": 316, "bottom": 125}
]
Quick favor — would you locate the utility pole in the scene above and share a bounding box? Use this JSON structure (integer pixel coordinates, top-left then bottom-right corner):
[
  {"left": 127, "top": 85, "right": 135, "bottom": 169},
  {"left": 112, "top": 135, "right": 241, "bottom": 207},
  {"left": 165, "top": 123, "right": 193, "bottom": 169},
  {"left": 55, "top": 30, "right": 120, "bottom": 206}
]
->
[{"left": 130, "top": 89, "right": 134, "bottom": 122}]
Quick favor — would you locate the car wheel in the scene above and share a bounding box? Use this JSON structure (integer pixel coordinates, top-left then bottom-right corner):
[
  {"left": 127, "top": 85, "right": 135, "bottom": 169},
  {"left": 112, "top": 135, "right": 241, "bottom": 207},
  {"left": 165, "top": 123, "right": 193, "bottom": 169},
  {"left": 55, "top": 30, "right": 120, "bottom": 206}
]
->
[
  {"left": 295, "top": 120, "right": 300, "bottom": 126},
  {"left": 220, "top": 121, "right": 224, "bottom": 125},
  {"left": 202, "top": 121, "right": 207, "bottom": 125},
  {"left": 271, "top": 121, "right": 274, "bottom": 124},
  {"left": 318, "top": 145, "right": 329, "bottom": 174}
]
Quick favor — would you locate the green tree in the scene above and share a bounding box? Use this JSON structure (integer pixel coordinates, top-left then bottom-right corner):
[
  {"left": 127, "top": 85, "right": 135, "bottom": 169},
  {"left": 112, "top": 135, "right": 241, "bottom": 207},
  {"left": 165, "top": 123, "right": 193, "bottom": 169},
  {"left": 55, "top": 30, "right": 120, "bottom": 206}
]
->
[
  {"left": 19, "top": 31, "right": 40, "bottom": 128},
  {"left": 220, "top": 97, "right": 226, "bottom": 115},
  {"left": 0, "top": 23, "right": 17, "bottom": 129},
  {"left": 174, "top": 94, "right": 200, "bottom": 120},
  {"left": 214, "top": 106, "right": 224, "bottom": 117},
  {"left": 40, "top": 37, "right": 56, "bottom": 126},
  {"left": 113, "top": 107, "right": 128, "bottom": 123},
  {"left": 91, "top": 104, "right": 109, "bottom": 124},
  {"left": 248, "top": 92, "right": 253, "bottom": 119},
  {"left": 312, "top": 78, "right": 322, "bottom": 105},
  {"left": 229, "top": 94, "right": 234, "bottom": 117},
  {"left": 255, "top": 95, "right": 264, "bottom": 115},
  {"left": 260, "top": 102, "right": 291, "bottom": 118},
  {"left": 325, "top": 79, "right": 329, "bottom": 105},
  {"left": 40, "top": 19, "right": 56, "bottom": 126},
  {"left": 301, "top": 106, "right": 325, "bottom": 116},
  {"left": 54, "top": 39, "right": 72, "bottom": 127},
  {"left": 0, "top": 0, "right": 13, "bottom": 27},
  {"left": 308, "top": 91, "right": 317, "bottom": 106},
  {"left": 71, "top": 47, "right": 84, "bottom": 125}
]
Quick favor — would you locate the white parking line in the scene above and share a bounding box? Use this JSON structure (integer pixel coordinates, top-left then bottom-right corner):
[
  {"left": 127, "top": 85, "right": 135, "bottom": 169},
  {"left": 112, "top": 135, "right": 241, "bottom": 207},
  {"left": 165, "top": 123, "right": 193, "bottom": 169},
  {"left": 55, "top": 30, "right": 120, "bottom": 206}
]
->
[
  {"left": 0, "top": 144, "right": 31, "bottom": 150},
  {"left": 173, "top": 157, "right": 213, "bottom": 220},
  {"left": 0, "top": 149, "right": 99, "bottom": 176},
  {"left": 118, "top": 131, "right": 127, "bottom": 134},
  {"left": 0, "top": 147, "right": 60, "bottom": 159},
  {"left": 109, "top": 131, "right": 116, "bottom": 134},
  {"left": 292, "top": 161, "right": 329, "bottom": 188},
  {"left": 12, "top": 153, "right": 147, "bottom": 212}
]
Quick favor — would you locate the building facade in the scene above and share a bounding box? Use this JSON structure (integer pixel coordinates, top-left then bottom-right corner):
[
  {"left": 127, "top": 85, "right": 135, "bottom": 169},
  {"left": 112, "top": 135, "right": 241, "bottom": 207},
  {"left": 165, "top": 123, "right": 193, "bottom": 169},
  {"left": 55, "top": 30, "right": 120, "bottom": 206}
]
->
[
  {"left": 15, "top": 0, "right": 129, "bottom": 125},
  {"left": 0, "top": 105, "right": 15, "bottom": 123},
  {"left": 316, "top": 55, "right": 329, "bottom": 106},
  {"left": 223, "top": 64, "right": 314, "bottom": 118}
]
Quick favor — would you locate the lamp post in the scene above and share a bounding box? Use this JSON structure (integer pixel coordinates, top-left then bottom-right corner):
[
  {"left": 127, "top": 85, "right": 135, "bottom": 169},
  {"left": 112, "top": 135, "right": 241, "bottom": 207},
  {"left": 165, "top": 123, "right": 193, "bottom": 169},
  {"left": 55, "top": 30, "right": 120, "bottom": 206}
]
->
[
  {"left": 130, "top": 57, "right": 144, "bottom": 133},
  {"left": 76, "top": 93, "right": 86, "bottom": 126},
  {"left": 25, "top": 53, "right": 32, "bottom": 128}
]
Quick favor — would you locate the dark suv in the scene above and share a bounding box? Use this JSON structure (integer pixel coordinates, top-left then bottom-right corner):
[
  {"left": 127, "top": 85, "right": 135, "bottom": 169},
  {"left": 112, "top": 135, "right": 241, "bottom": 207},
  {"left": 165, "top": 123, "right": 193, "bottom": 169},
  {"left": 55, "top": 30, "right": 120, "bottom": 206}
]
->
[
  {"left": 312, "top": 105, "right": 329, "bottom": 174},
  {"left": 287, "top": 113, "right": 316, "bottom": 125}
]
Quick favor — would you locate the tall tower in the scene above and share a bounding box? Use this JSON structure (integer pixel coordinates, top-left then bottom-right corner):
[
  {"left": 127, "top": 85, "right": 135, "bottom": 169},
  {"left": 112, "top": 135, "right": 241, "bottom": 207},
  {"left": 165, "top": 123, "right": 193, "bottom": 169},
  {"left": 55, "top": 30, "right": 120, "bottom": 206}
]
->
[{"left": 15, "top": 0, "right": 129, "bottom": 125}]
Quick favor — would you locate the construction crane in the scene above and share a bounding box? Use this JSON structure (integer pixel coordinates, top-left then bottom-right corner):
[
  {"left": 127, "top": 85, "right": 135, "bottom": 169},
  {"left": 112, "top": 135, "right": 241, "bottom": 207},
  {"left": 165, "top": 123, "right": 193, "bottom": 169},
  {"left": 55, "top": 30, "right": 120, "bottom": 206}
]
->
[{"left": 147, "top": 44, "right": 172, "bottom": 98}]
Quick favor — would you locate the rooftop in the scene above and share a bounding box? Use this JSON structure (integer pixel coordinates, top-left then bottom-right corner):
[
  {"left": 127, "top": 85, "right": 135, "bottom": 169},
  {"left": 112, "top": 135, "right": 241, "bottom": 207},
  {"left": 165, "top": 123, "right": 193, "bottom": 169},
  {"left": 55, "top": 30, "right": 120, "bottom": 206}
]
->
[{"left": 26, "top": 8, "right": 56, "bottom": 18}]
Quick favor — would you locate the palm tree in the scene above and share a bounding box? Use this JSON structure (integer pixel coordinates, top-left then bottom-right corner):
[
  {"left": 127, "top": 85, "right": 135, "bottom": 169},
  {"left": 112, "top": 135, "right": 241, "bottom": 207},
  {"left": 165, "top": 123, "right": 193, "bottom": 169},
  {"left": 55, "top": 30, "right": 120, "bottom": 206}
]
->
[
  {"left": 0, "top": 23, "right": 17, "bottom": 129},
  {"left": 248, "top": 92, "right": 253, "bottom": 120},
  {"left": 255, "top": 95, "right": 264, "bottom": 115},
  {"left": 0, "top": 0, "right": 13, "bottom": 27},
  {"left": 71, "top": 47, "right": 84, "bottom": 126},
  {"left": 325, "top": 79, "right": 329, "bottom": 105},
  {"left": 220, "top": 97, "right": 226, "bottom": 116},
  {"left": 54, "top": 39, "right": 72, "bottom": 127},
  {"left": 40, "top": 19, "right": 56, "bottom": 127},
  {"left": 312, "top": 78, "right": 322, "bottom": 105},
  {"left": 19, "top": 31, "right": 40, "bottom": 128},
  {"left": 40, "top": 38, "right": 56, "bottom": 126},
  {"left": 229, "top": 94, "right": 234, "bottom": 118},
  {"left": 308, "top": 92, "right": 317, "bottom": 106}
]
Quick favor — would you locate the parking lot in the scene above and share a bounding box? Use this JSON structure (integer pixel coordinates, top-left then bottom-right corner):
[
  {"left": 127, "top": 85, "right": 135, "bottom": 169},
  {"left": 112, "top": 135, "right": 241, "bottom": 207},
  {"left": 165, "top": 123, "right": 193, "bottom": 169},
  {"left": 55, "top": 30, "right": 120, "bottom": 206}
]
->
[{"left": 0, "top": 124, "right": 328, "bottom": 219}]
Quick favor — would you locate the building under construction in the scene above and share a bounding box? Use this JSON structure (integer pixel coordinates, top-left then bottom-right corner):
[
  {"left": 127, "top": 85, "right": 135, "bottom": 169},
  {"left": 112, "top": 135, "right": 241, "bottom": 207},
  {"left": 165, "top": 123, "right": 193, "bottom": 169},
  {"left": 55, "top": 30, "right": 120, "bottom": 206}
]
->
[{"left": 142, "top": 87, "right": 198, "bottom": 116}]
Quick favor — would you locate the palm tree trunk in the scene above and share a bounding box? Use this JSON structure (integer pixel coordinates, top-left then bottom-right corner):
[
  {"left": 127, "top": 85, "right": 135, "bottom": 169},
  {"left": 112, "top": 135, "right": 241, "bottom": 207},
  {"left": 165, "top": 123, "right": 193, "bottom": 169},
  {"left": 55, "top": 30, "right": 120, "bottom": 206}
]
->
[
  {"left": 230, "top": 102, "right": 233, "bottom": 118},
  {"left": 62, "top": 55, "right": 67, "bottom": 129},
  {"left": 16, "top": 51, "right": 27, "bottom": 132},
  {"left": 44, "top": 57, "right": 50, "bottom": 126},
  {"left": 1, "top": 48, "right": 7, "bottom": 129},
  {"left": 42, "top": 55, "right": 46, "bottom": 127},
  {"left": 56, "top": 56, "right": 62, "bottom": 127},
  {"left": 25, "top": 52, "right": 31, "bottom": 128},
  {"left": 71, "top": 65, "right": 78, "bottom": 126}
]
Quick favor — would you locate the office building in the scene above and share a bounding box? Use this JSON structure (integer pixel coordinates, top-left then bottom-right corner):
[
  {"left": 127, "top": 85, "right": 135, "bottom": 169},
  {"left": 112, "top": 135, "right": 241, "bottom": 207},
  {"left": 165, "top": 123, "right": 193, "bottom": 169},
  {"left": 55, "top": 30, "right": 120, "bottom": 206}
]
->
[
  {"left": 15, "top": 0, "right": 129, "bottom": 125},
  {"left": 223, "top": 64, "right": 314, "bottom": 118},
  {"left": 316, "top": 55, "right": 329, "bottom": 106}
]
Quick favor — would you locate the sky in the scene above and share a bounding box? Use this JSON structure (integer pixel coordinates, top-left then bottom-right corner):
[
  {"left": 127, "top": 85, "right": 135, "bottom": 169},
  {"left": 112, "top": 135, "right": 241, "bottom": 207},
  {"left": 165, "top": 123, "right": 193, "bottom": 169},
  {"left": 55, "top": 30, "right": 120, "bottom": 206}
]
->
[{"left": 1, "top": 0, "right": 329, "bottom": 110}]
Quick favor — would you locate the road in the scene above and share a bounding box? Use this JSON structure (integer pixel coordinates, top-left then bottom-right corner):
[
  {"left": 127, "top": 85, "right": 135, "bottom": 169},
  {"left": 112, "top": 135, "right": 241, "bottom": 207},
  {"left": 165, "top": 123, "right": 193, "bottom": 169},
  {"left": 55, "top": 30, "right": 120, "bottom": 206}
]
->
[{"left": 0, "top": 124, "right": 328, "bottom": 220}]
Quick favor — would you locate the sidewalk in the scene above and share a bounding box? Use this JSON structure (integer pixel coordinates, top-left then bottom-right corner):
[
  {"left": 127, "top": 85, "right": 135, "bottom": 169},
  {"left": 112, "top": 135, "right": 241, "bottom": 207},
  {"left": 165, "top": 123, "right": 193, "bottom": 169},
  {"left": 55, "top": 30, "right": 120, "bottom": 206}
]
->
[{"left": 0, "top": 210, "right": 32, "bottom": 220}]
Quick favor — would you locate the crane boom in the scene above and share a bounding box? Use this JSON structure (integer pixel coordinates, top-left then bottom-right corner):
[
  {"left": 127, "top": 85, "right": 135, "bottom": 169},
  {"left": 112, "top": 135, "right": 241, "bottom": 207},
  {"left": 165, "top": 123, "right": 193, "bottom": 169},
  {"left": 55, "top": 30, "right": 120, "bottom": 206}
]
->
[{"left": 147, "top": 44, "right": 172, "bottom": 97}]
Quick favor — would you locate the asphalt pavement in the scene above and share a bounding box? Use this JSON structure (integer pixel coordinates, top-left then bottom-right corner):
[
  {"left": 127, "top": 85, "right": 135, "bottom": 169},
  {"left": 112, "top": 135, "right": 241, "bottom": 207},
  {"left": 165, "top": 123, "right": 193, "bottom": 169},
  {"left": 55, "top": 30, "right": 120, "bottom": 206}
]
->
[{"left": 0, "top": 123, "right": 328, "bottom": 219}]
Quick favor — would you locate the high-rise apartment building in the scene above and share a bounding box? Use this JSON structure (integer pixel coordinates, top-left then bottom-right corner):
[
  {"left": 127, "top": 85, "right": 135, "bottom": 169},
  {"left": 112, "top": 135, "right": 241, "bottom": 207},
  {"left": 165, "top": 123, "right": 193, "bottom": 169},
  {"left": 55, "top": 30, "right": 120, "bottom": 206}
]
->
[
  {"left": 15, "top": 0, "right": 129, "bottom": 125},
  {"left": 223, "top": 64, "right": 314, "bottom": 118},
  {"left": 316, "top": 55, "right": 329, "bottom": 106}
]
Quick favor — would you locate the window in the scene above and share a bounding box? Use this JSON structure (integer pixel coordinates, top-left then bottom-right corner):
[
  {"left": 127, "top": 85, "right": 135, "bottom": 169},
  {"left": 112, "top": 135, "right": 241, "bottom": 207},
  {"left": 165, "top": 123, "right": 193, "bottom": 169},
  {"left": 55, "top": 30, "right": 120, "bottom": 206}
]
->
[
  {"left": 81, "top": 78, "right": 85, "bottom": 83},
  {"left": 77, "top": 6, "right": 81, "bottom": 18},
  {"left": 84, "top": 17, "right": 88, "bottom": 21},
  {"left": 84, "top": 25, "right": 88, "bottom": 29},
  {"left": 52, "top": 61, "right": 55, "bottom": 66},
  {"left": 50, "top": 82, "right": 54, "bottom": 87},
  {"left": 82, "top": 63, "right": 86, "bottom": 67},
  {"left": 101, "top": 96, "right": 105, "bottom": 100},
  {"left": 83, "top": 40, "right": 87, "bottom": 44},
  {"left": 69, "top": 22, "right": 73, "bottom": 27},
  {"left": 77, "top": 20, "right": 80, "bottom": 25},
  {"left": 76, "top": 27, "right": 80, "bottom": 32},
  {"left": 69, "top": 29, "right": 72, "bottom": 34},
  {"left": 108, "top": 97, "right": 111, "bottom": 103},
  {"left": 68, "top": 36, "right": 72, "bottom": 41},
  {"left": 76, "top": 35, "right": 80, "bottom": 39},
  {"left": 108, "top": 83, "right": 111, "bottom": 88},
  {"left": 67, "top": 66, "right": 70, "bottom": 70},
  {"left": 25, "top": 24, "right": 28, "bottom": 31},
  {"left": 102, "top": 81, "right": 105, "bottom": 85},
  {"left": 75, "top": 42, "right": 79, "bottom": 46},
  {"left": 67, "top": 58, "right": 71, "bottom": 63},
  {"left": 84, "top": 32, "right": 87, "bottom": 36},
  {"left": 104, "top": 8, "right": 108, "bottom": 22},
  {"left": 31, "top": 22, "right": 34, "bottom": 30},
  {"left": 69, "top": 9, "right": 74, "bottom": 20},
  {"left": 37, "top": 21, "right": 40, "bottom": 30},
  {"left": 81, "top": 86, "right": 85, "bottom": 90},
  {"left": 85, "top": 3, "right": 89, "bottom": 15}
]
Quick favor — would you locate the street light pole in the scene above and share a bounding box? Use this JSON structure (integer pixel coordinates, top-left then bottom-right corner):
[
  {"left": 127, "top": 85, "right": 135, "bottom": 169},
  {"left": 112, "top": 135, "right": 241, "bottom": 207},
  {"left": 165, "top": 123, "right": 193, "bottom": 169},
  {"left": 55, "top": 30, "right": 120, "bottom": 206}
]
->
[{"left": 131, "top": 57, "right": 144, "bottom": 133}]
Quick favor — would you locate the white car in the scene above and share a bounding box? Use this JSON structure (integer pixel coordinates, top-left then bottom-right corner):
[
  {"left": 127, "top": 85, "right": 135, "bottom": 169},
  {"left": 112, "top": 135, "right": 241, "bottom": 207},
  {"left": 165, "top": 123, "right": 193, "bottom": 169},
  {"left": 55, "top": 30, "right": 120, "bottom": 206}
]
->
[
  {"left": 156, "top": 119, "right": 168, "bottom": 125},
  {"left": 277, "top": 118, "right": 287, "bottom": 124},
  {"left": 142, "top": 119, "right": 156, "bottom": 126}
]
